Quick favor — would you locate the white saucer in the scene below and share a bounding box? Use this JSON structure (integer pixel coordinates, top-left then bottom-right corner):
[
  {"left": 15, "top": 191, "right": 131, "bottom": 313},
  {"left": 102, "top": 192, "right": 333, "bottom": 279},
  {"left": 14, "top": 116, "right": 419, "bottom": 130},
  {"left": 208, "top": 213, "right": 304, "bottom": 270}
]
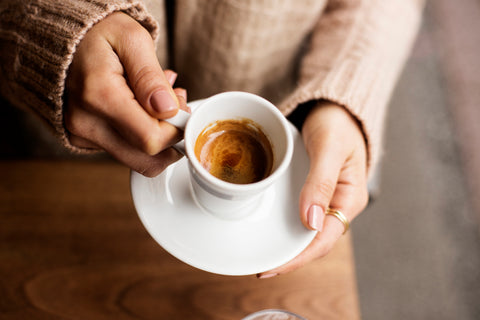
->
[{"left": 130, "top": 103, "right": 316, "bottom": 276}]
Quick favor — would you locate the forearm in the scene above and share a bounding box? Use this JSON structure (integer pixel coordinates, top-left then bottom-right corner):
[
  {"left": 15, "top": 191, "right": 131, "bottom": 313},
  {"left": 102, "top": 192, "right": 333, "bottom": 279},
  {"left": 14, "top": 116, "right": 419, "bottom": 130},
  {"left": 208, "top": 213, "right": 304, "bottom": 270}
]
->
[
  {"left": 281, "top": 0, "right": 425, "bottom": 175},
  {"left": 0, "top": 0, "right": 158, "bottom": 151}
]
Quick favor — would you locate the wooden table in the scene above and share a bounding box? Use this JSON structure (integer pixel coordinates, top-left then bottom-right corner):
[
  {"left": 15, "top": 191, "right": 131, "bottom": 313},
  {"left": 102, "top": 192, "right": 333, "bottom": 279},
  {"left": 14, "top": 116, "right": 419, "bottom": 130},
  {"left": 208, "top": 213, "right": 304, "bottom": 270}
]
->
[{"left": 0, "top": 160, "right": 361, "bottom": 319}]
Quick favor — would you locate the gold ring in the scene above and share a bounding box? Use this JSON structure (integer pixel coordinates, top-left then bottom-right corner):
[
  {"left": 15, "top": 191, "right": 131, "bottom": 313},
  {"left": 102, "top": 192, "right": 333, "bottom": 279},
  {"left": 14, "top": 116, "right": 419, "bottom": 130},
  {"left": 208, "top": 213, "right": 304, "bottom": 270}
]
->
[{"left": 326, "top": 208, "right": 350, "bottom": 234}]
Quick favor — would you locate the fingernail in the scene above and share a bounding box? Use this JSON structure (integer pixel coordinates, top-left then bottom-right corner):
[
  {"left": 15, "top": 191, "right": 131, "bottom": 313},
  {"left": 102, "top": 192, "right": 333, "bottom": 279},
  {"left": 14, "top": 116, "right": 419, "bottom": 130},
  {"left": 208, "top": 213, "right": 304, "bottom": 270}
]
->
[
  {"left": 150, "top": 90, "right": 177, "bottom": 114},
  {"left": 165, "top": 71, "right": 177, "bottom": 85},
  {"left": 257, "top": 273, "right": 278, "bottom": 279},
  {"left": 308, "top": 205, "right": 323, "bottom": 231},
  {"left": 176, "top": 88, "right": 187, "bottom": 101}
]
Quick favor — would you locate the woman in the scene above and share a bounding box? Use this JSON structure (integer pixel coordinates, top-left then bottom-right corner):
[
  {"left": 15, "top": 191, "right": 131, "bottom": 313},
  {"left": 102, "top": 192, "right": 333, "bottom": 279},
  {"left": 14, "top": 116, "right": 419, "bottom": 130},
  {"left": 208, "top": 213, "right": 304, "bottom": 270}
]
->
[{"left": 0, "top": 0, "right": 424, "bottom": 277}]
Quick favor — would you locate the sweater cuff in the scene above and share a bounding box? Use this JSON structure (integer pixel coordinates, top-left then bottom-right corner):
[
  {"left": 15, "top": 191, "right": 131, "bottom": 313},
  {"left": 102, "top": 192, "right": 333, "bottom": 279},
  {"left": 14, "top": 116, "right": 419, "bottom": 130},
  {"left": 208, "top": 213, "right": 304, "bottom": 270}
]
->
[{"left": 0, "top": 0, "right": 159, "bottom": 153}]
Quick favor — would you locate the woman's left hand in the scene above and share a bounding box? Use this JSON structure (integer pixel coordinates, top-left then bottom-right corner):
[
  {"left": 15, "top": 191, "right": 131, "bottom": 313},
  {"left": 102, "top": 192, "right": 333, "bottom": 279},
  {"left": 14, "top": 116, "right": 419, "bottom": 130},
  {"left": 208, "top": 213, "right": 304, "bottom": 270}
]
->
[{"left": 258, "top": 101, "right": 369, "bottom": 278}]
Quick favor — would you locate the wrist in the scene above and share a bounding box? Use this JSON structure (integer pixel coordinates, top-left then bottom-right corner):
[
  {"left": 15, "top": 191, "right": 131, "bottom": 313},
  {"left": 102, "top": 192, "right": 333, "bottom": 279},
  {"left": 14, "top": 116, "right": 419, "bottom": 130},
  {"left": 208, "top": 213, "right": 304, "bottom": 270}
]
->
[{"left": 302, "top": 100, "right": 367, "bottom": 161}]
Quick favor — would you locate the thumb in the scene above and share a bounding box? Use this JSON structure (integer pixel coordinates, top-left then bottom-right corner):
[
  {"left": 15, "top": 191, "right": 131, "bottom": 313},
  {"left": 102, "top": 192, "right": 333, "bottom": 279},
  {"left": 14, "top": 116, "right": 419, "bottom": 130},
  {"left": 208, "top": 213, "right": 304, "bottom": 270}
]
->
[
  {"left": 109, "top": 13, "right": 179, "bottom": 119},
  {"left": 299, "top": 148, "right": 343, "bottom": 232},
  {"left": 299, "top": 130, "right": 368, "bottom": 233}
]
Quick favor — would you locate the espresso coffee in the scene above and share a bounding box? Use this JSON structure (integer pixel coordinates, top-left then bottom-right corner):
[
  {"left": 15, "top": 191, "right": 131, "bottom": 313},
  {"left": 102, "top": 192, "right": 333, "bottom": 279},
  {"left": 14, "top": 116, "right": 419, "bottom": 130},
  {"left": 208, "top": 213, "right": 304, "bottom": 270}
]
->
[{"left": 194, "top": 119, "right": 274, "bottom": 184}]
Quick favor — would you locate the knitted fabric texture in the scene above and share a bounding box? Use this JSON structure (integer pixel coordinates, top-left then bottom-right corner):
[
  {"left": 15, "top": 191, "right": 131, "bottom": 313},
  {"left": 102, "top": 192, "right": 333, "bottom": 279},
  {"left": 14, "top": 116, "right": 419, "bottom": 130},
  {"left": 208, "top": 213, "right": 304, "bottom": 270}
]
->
[
  {"left": 0, "top": 0, "right": 424, "bottom": 173},
  {"left": 0, "top": 0, "right": 159, "bottom": 152}
]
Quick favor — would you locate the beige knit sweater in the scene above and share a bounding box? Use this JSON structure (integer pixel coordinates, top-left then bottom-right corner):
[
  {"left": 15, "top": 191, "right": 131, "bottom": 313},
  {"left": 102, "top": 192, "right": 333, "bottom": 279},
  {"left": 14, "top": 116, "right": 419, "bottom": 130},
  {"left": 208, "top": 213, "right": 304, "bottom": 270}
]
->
[{"left": 0, "top": 0, "right": 424, "bottom": 173}]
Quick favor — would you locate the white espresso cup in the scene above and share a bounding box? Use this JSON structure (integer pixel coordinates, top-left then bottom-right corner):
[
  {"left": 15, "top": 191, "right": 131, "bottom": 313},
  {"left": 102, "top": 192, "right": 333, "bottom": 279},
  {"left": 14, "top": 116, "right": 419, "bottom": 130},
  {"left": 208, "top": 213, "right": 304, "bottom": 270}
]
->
[{"left": 165, "top": 91, "right": 293, "bottom": 220}]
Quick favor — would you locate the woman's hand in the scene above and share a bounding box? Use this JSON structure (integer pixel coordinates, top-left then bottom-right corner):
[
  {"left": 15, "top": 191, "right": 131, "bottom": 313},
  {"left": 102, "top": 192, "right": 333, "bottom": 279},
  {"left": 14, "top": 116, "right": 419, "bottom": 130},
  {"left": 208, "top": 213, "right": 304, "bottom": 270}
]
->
[
  {"left": 65, "top": 12, "right": 188, "bottom": 177},
  {"left": 258, "top": 101, "right": 369, "bottom": 278}
]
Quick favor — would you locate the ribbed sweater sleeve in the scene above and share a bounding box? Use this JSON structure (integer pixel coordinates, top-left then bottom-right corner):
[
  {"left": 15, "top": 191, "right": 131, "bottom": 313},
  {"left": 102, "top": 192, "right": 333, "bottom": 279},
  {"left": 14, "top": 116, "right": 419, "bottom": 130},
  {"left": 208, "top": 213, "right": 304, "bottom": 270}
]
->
[
  {"left": 0, "top": 0, "right": 159, "bottom": 151},
  {"left": 280, "top": 0, "right": 424, "bottom": 174}
]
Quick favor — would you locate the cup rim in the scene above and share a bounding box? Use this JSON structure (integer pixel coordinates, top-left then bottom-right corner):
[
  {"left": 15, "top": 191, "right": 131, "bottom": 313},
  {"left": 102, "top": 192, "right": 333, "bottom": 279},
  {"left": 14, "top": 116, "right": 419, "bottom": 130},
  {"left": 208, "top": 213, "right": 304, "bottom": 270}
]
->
[{"left": 184, "top": 91, "right": 293, "bottom": 193}]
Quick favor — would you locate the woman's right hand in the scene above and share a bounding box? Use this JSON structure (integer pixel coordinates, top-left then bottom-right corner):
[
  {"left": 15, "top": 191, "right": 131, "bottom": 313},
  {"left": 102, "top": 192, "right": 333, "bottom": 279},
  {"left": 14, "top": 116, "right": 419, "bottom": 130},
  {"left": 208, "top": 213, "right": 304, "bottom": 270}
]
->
[{"left": 65, "top": 12, "right": 187, "bottom": 177}]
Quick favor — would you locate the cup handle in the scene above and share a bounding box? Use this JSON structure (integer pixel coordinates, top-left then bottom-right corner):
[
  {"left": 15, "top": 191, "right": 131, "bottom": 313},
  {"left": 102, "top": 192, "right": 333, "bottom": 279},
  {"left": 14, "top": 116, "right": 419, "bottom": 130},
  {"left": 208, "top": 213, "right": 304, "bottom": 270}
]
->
[
  {"left": 163, "top": 108, "right": 191, "bottom": 155},
  {"left": 163, "top": 108, "right": 191, "bottom": 131}
]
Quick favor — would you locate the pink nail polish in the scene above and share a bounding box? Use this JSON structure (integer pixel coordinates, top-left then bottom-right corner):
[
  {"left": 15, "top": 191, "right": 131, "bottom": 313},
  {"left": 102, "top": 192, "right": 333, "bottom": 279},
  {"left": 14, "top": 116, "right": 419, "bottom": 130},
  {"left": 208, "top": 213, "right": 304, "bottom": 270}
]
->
[
  {"left": 308, "top": 205, "right": 323, "bottom": 231},
  {"left": 150, "top": 90, "right": 177, "bottom": 114},
  {"left": 165, "top": 71, "right": 177, "bottom": 85}
]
